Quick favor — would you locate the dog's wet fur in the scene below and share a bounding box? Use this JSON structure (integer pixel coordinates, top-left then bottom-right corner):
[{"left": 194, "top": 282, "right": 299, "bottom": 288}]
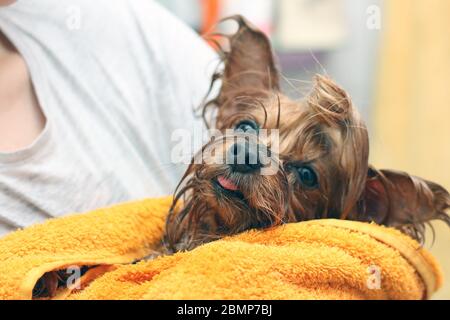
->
[
  {"left": 32, "top": 15, "right": 450, "bottom": 299},
  {"left": 163, "top": 15, "right": 450, "bottom": 253}
]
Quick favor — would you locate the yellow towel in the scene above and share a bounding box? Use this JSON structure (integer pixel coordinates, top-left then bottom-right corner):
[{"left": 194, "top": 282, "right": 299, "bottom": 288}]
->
[
  {"left": 0, "top": 196, "right": 443, "bottom": 300},
  {"left": 0, "top": 197, "right": 172, "bottom": 299}
]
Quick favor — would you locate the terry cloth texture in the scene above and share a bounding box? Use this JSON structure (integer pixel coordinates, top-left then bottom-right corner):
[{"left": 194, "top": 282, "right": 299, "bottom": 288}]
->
[{"left": 0, "top": 196, "right": 443, "bottom": 300}]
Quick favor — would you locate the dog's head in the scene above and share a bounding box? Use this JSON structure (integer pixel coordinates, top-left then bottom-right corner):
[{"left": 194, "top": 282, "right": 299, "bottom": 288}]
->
[{"left": 164, "top": 16, "right": 449, "bottom": 252}]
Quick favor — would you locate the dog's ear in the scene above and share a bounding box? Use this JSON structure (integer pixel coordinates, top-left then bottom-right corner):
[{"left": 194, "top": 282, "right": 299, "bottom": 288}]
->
[
  {"left": 353, "top": 166, "right": 450, "bottom": 241},
  {"left": 202, "top": 15, "right": 280, "bottom": 128},
  {"left": 218, "top": 15, "right": 279, "bottom": 98},
  {"left": 307, "top": 75, "right": 354, "bottom": 124}
]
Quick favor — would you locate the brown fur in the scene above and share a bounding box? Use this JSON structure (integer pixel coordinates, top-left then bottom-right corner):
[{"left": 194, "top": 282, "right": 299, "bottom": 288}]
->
[
  {"left": 32, "top": 16, "right": 450, "bottom": 298},
  {"left": 164, "top": 15, "right": 449, "bottom": 252}
]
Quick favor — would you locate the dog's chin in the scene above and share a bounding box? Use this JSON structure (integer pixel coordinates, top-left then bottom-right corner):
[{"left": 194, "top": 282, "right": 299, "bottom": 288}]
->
[
  {"left": 206, "top": 173, "right": 283, "bottom": 210},
  {"left": 193, "top": 172, "right": 251, "bottom": 214},
  {"left": 213, "top": 175, "right": 245, "bottom": 199},
  {"left": 176, "top": 171, "right": 292, "bottom": 243}
]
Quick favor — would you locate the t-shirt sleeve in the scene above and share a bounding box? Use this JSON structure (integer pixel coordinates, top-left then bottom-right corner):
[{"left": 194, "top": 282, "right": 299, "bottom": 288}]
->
[{"left": 129, "top": 0, "right": 219, "bottom": 115}]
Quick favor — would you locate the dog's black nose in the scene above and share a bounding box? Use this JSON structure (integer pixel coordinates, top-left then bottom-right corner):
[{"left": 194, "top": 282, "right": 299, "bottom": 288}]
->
[{"left": 228, "top": 141, "right": 263, "bottom": 173}]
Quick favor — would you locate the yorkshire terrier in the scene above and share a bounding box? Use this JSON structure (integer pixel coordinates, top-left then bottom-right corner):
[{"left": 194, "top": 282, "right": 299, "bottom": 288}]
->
[
  {"left": 163, "top": 16, "right": 450, "bottom": 253},
  {"left": 32, "top": 15, "right": 450, "bottom": 299}
]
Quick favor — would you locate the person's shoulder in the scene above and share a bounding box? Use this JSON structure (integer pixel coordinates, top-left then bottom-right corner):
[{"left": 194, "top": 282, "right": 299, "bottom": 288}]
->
[
  {"left": 48, "top": 0, "right": 167, "bottom": 58},
  {"left": 1, "top": 0, "right": 162, "bottom": 40},
  {"left": 76, "top": 0, "right": 170, "bottom": 50},
  {"left": 28, "top": 0, "right": 166, "bottom": 43},
  {"left": 77, "top": 0, "right": 167, "bottom": 33}
]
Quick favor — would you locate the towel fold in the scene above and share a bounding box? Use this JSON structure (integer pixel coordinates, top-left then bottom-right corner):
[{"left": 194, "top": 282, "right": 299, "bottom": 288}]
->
[{"left": 0, "top": 196, "right": 443, "bottom": 300}]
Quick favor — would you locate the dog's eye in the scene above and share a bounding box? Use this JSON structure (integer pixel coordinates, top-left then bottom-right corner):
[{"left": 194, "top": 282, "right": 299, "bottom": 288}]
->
[
  {"left": 235, "top": 120, "right": 259, "bottom": 134},
  {"left": 297, "top": 166, "right": 319, "bottom": 188}
]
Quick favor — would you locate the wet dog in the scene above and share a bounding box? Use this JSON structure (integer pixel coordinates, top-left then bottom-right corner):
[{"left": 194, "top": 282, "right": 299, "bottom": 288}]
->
[
  {"left": 32, "top": 16, "right": 450, "bottom": 299},
  {"left": 163, "top": 16, "right": 450, "bottom": 252}
]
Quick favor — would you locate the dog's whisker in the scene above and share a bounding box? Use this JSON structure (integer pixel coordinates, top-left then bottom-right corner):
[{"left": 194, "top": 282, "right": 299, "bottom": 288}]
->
[
  {"left": 308, "top": 49, "right": 328, "bottom": 76},
  {"left": 280, "top": 73, "right": 304, "bottom": 96}
]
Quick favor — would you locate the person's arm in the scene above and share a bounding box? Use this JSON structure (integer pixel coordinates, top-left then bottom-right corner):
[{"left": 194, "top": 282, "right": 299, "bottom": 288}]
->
[{"left": 131, "top": 0, "right": 219, "bottom": 118}]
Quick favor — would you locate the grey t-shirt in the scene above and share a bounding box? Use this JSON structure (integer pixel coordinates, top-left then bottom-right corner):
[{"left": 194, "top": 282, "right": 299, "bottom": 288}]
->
[{"left": 0, "top": 0, "right": 217, "bottom": 235}]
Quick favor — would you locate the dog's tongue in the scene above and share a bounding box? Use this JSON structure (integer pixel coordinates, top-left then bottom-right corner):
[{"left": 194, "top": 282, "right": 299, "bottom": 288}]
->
[{"left": 217, "top": 176, "right": 239, "bottom": 191}]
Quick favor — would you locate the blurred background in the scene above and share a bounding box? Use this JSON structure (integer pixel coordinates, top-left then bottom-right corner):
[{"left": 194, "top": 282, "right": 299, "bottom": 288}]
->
[{"left": 156, "top": 0, "right": 450, "bottom": 299}]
